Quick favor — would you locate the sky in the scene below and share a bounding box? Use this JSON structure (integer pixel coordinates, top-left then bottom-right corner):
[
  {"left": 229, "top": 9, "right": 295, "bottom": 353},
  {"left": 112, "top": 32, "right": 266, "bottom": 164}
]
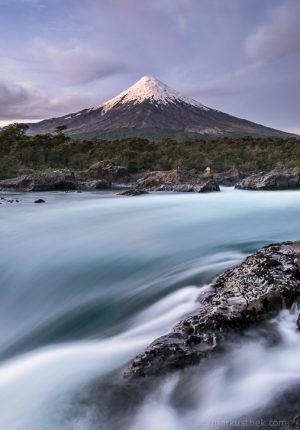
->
[{"left": 0, "top": 0, "right": 299, "bottom": 133}]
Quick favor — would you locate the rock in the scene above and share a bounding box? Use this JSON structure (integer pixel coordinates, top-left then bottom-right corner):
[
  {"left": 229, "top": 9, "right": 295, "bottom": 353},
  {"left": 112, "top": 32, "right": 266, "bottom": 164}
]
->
[
  {"left": 0, "top": 197, "right": 19, "bottom": 204},
  {"left": 124, "top": 241, "right": 300, "bottom": 378},
  {"left": 77, "top": 179, "right": 111, "bottom": 191},
  {"left": 119, "top": 189, "right": 148, "bottom": 196},
  {"left": 214, "top": 168, "right": 245, "bottom": 186},
  {"left": 0, "top": 176, "right": 34, "bottom": 192},
  {"left": 236, "top": 170, "right": 300, "bottom": 190},
  {"left": 136, "top": 170, "right": 220, "bottom": 193},
  {"left": 17, "top": 168, "right": 34, "bottom": 176},
  {"left": 0, "top": 170, "right": 77, "bottom": 192},
  {"left": 34, "top": 199, "right": 45, "bottom": 203},
  {"left": 297, "top": 314, "right": 300, "bottom": 330},
  {"left": 77, "top": 160, "right": 128, "bottom": 182}
]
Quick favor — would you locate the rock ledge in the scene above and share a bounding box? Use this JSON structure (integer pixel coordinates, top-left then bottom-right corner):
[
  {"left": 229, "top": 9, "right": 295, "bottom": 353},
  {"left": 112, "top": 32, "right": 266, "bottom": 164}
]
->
[{"left": 125, "top": 241, "right": 300, "bottom": 378}]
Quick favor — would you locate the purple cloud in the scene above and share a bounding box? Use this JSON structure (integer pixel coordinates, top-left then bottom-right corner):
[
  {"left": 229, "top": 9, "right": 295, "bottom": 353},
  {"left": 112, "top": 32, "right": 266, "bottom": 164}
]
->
[{"left": 245, "top": 1, "right": 300, "bottom": 66}]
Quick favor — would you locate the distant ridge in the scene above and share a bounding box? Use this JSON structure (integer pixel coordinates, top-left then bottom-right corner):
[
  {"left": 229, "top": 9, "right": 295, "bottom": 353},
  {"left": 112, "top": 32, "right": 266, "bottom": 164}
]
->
[{"left": 28, "top": 76, "right": 297, "bottom": 140}]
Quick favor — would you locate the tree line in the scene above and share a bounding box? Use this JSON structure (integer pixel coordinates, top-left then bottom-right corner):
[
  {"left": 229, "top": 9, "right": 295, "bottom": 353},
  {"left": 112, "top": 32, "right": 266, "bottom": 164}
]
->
[{"left": 0, "top": 123, "right": 299, "bottom": 179}]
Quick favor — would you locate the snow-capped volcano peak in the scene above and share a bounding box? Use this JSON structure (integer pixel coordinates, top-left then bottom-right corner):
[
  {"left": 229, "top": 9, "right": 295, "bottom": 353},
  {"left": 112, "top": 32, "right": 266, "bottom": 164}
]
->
[
  {"left": 28, "top": 74, "right": 293, "bottom": 140},
  {"left": 98, "top": 75, "right": 209, "bottom": 113}
]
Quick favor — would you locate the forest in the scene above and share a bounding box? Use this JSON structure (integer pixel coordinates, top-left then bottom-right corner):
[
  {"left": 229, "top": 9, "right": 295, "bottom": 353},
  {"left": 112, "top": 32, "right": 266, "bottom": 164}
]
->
[{"left": 0, "top": 123, "right": 299, "bottom": 179}]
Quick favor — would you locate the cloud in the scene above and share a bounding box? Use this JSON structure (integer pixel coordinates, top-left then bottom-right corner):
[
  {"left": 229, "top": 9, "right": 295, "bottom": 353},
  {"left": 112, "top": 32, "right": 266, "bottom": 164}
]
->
[
  {"left": 0, "top": 0, "right": 299, "bottom": 131},
  {"left": 245, "top": 1, "right": 300, "bottom": 66},
  {"left": 0, "top": 82, "right": 30, "bottom": 108},
  {"left": 0, "top": 80, "right": 92, "bottom": 121},
  {"left": 184, "top": 81, "right": 249, "bottom": 99},
  {"left": 28, "top": 39, "right": 127, "bottom": 85}
]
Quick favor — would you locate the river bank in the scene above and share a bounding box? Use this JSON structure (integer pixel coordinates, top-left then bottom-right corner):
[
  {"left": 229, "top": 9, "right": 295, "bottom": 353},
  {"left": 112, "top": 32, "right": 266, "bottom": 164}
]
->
[{"left": 0, "top": 164, "right": 299, "bottom": 195}]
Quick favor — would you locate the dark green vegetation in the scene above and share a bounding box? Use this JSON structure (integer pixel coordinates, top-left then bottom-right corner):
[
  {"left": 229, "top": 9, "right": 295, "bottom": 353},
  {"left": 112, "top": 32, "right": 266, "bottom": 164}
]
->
[{"left": 0, "top": 123, "right": 299, "bottom": 179}]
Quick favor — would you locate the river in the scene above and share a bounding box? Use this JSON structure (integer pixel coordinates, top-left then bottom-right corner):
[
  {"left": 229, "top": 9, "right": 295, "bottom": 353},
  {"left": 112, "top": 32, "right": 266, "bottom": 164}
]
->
[{"left": 0, "top": 188, "right": 300, "bottom": 429}]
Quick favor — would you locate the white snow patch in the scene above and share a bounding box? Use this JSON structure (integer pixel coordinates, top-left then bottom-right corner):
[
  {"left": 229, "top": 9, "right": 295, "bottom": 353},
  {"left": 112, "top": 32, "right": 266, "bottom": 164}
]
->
[{"left": 93, "top": 76, "right": 210, "bottom": 114}]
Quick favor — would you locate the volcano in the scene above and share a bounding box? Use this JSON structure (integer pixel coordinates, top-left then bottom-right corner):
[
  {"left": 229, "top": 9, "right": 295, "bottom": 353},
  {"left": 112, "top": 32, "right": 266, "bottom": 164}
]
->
[{"left": 28, "top": 76, "right": 294, "bottom": 140}]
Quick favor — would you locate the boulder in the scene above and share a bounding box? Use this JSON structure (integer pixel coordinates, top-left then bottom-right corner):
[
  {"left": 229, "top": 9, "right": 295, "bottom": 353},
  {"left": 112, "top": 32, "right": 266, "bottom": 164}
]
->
[
  {"left": 214, "top": 168, "right": 245, "bottom": 186},
  {"left": 78, "top": 160, "right": 128, "bottom": 182},
  {"left": 236, "top": 170, "right": 300, "bottom": 190},
  {"left": 136, "top": 170, "right": 220, "bottom": 193},
  {"left": 124, "top": 241, "right": 300, "bottom": 378},
  {"left": 0, "top": 176, "right": 34, "bottom": 192},
  {"left": 77, "top": 180, "right": 111, "bottom": 191},
  {"left": 118, "top": 189, "right": 148, "bottom": 196},
  {"left": 34, "top": 199, "right": 45, "bottom": 203},
  {"left": 0, "top": 171, "right": 77, "bottom": 192}
]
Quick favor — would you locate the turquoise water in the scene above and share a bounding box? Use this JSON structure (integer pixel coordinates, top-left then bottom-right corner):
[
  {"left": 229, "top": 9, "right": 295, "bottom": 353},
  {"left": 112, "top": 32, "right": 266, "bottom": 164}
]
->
[{"left": 0, "top": 188, "right": 300, "bottom": 429}]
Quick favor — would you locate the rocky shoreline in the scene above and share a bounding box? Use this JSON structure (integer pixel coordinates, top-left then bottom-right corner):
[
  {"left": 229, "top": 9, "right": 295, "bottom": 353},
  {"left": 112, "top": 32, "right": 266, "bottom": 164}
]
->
[
  {"left": 236, "top": 170, "right": 300, "bottom": 190},
  {"left": 124, "top": 241, "right": 300, "bottom": 379},
  {"left": 0, "top": 163, "right": 299, "bottom": 194}
]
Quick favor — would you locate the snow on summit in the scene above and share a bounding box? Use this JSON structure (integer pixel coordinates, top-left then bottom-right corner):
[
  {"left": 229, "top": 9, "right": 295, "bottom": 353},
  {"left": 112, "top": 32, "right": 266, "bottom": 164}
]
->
[
  {"left": 98, "top": 76, "right": 209, "bottom": 113},
  {"left": 28, "top": 73, "right": 293, "bottom": 140}
]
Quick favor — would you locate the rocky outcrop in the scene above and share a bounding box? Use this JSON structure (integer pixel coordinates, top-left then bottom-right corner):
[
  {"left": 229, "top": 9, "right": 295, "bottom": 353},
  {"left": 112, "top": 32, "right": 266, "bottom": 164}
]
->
[
  {"left": 0, "top": 170, "right": 77, "bottom": 192},
  {"left": 124, "top": 241, "right": 300, "bottom": 378},
  {"left": 77, "top": 179, "right": 111, "bottom": 191},
  {"left": 136, "top": 170, "right": 220, "bottom": 193},
  {"left": 77, "top": 160, "right": 128, "bottom": 183},
  {"left": 214, "top": 168, "right": 245, "bottom": 186},
  {"left": 236, "top": 170, "right": 300, "bottom": 190}
]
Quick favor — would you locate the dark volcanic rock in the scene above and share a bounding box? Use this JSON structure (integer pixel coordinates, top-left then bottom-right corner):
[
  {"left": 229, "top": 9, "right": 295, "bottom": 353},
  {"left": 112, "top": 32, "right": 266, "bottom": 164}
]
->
[
  {"left": 0, "top": 175, "right": 34, "bottom": 191},
  {"left": 75, "top": 161, "right": 131, "bottom": 189},
  {"left": 136, "top": 170, "right": 220, "bottom": 193},
  {"left": 78, "top": 160, "right": 128, "bottom": 182},
  {"left": 119, "top": 188, "right": 148, "bottom": 196},
  {"left": 236, "top": 170, "right": 300, "bottom": 190},
  {"left": 214, "top": 168, "right": 245, "bottom": 186},
  {"left": 124, "top": 241, "right": 300, "bottom": 378},
  {"left": 77, "top": 179, "right": 111, "bottom": 191},
  {"left": 0, "top": 170, "right": 77, "bottom": 192},
  {"left": 34, "top": 199, "right": 45, "bottom": 203}
]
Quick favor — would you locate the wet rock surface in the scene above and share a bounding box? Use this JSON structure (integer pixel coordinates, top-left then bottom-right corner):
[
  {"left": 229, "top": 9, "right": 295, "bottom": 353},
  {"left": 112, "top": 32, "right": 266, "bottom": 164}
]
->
[
  {"left": 236, "top": 170, "right": 300, "bottom": 190},
  {"left": 136, "top": 169, "right": 220, "bottom": 193},
  {"left": 124, "top": 241, "right": 300, "bottom": 378},
  {"left": 0, "top": 170, "right": 77, "bottom": 192}
]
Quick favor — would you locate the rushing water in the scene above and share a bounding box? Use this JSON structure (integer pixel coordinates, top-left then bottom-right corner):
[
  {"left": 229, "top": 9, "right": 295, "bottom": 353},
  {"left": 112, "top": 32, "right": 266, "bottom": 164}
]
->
[{"left": 0, "top": 188, "right": 300, "bottom": 430}]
